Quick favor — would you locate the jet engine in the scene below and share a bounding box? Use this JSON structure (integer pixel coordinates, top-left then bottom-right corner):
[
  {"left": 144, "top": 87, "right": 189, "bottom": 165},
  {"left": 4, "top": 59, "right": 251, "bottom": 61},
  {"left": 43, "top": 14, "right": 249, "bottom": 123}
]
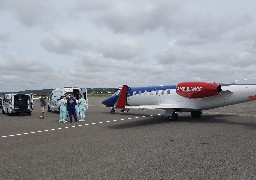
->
[{"left": 176, "top": 82, "right": 222, "bottom": 99}]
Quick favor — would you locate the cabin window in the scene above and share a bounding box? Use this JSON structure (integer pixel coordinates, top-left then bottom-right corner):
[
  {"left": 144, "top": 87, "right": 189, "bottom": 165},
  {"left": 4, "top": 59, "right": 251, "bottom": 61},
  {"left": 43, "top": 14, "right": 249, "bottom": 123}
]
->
[
  {"left": 150, "top": 91, "right": 153, "bottom": 95},
  {"left": 167, "top": 90, "right": 170, "bottom": 94},
  {"left": 156, "top": 90, "right": 159, "bottom": 95},
  {"left": 161, "top": 90, "right": 165, "bottom": 95}
]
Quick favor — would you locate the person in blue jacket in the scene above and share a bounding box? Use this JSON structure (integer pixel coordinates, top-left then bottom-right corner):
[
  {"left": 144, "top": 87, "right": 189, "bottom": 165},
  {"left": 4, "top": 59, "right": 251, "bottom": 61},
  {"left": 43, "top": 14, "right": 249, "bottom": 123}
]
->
[{"left": 66, "top": 94, "right": 77, "bottom": 123}]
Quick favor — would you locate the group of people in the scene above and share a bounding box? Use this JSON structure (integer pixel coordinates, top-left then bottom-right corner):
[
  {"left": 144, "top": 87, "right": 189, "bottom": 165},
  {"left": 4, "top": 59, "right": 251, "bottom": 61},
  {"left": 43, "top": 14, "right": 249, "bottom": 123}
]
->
[
  {"left": 58, "top": 94, "right": 87, "bottom": 123},
  {"left": 39, "top": 94, "right": 87, "bottom": 123}
]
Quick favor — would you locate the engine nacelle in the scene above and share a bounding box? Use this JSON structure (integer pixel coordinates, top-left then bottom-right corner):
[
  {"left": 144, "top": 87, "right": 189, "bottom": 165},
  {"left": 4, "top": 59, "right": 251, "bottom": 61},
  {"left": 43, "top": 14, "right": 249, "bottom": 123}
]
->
[{"left": 176, "top": 82, "right": 222, "bottom": 99}]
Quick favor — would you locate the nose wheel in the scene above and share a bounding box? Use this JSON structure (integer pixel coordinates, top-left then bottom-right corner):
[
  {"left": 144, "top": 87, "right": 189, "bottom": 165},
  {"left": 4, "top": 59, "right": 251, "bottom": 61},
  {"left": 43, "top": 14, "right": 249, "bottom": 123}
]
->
[{"left": 110, "top": 107, "right": 115, "bottom": 114}]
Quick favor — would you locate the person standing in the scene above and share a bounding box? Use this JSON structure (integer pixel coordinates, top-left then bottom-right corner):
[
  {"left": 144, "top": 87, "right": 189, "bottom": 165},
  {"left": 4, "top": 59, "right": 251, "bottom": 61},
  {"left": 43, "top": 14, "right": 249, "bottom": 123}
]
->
[
  {"left": 78, "top": 96, "right": 87, "bottom": 121},
  {"left": 39, "top": 94, "right": 46, "bottom": 119},
  {"left": 74, "top": 96, "right": 79, "bottom": 119},
  {"left": 66, "top": 94, "right": 77, "bottom": 123},
  {"left": 58, "top": 95, "right": 67, "bottom": 123}
]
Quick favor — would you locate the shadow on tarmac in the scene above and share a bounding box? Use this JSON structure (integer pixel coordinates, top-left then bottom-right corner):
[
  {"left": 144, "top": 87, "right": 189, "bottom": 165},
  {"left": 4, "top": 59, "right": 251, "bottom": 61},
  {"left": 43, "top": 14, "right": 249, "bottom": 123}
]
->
[{"left": 108, "top": 114, "right": 256, "bottom": 130}]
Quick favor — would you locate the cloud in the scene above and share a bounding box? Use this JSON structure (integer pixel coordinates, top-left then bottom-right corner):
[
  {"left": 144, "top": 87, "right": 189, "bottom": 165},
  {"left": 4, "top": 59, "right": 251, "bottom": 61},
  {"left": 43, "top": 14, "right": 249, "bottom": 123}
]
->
[
  {"left": 41, "top": 30, "right": 91, "bottom": 55},
  {"left": 1, "top": 0, "right": 256, "bottom": 92},
  {"left": 0, "top": 32, "right": 10, "bottom": 42},
  {"left": 1, "top": 0, "right": 49, "bottom": 27},
  {"left": 74, "top": 0, "right": 180, "bottom": 33},
  {"left": 98, "top": 38, "right": 142, "bottom": 60},
  {"left": 0, "top": 53, "right": 58, "bottom": 91},
  {"left": 0, "top": 0, "right": 71, "bottom": 28}
]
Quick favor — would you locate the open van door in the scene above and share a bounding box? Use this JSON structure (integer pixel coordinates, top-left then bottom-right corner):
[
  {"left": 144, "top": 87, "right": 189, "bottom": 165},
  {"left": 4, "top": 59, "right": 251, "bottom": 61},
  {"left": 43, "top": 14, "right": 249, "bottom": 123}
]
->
[
  {"left": 81, "top": 88, "right": 88, "bottom": 109},
  {"left": 73, "top": 89, "right": 80, "bottom": 100},
  {"left": 30, "top": 93, "right": 34, "bottom": 110},
  {"left": 81, "top": 88, "right": 88, "bottom": 100}
]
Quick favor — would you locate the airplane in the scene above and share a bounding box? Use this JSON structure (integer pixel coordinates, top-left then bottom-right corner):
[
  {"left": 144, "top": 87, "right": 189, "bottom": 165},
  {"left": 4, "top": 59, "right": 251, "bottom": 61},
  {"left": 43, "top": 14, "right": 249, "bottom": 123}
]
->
[{"left": 102, "top": 82, "right": 256, "bottom": 120}]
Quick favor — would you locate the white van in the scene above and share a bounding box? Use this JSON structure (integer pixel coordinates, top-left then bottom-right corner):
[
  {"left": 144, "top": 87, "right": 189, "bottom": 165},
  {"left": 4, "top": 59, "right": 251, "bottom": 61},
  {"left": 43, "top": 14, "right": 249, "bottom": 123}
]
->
[
  {"left": 48, "top": 87, "right": 88, "bottom": 112},
  {"left": 2, "top": 93, "right": 34, "bottom": 115}
]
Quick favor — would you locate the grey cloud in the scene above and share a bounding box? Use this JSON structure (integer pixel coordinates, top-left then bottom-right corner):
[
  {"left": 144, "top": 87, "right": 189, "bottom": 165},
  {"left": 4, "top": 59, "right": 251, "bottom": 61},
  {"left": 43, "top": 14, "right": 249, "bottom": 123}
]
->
[
  {"left": 2, "top": 0, "right": 50, "bottom": 27},
  {"left": 41, "top": 31, "right": 91, "bottom": 55},
  {"left": 0, "top": 53, "right": 57, "bottom": 91},
  {"left": 0, "top": 32, "right": 10, "bottom": 42},
  {"left": 98, "top": 38, "right": 142, "bottom": 60},
  {"left": 174, "top": 14, "right": 255, "bottom": 46},
  {"left": 74, "top": 0, "right": 109, "bottom": 12},
  {"left": 65, "top": 52, "right": 166, "bottom": 87},
  {"left": 74, "top": 0, "right": 180, "bottom": 33},
  {"left": 74, "top": 0, "right": 255, "bottom": 48},
  {"left": 0, "top": 0, "right": 69, "bottom": 28}
]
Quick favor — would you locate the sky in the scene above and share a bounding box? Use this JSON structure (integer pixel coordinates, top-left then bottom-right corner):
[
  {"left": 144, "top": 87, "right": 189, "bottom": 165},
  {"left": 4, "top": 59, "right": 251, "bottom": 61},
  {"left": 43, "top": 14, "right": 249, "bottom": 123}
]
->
[{"left": 1, "top": 0, "right": 256, "bottom": 92}]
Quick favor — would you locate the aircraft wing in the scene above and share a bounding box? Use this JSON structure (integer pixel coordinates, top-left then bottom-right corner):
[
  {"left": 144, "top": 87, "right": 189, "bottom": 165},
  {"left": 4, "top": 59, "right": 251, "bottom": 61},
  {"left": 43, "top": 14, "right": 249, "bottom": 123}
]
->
[{"left": 126, "top": 104, "right": 182, "bottom": 110}]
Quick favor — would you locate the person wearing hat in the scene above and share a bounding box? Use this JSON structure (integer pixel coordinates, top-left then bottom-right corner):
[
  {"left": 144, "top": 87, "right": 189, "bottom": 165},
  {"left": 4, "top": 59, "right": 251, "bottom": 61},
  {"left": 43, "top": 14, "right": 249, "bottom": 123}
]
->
[{"left": 66, "top": 94, "right": 77, "bottom": 123}]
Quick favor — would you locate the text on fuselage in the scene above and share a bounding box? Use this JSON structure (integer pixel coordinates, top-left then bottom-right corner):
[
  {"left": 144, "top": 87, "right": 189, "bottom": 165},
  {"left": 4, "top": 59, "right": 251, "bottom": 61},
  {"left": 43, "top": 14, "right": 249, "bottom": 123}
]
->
[{"left": 176, "top": 86, "right": 203, "bottom": 92}]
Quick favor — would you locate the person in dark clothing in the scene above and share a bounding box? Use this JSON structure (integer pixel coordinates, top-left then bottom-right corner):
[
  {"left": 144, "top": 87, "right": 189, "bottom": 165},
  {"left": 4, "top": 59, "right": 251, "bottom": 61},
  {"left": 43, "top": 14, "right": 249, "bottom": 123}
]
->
[
  {"left": 66, "top": 94, "right": 77, "bottom": 123},
  {"left": 18, "top": 95, "right": 27, "bottom": 116},
  {"left": 40, "top": 95, "right": 46, "bottom": 119}
]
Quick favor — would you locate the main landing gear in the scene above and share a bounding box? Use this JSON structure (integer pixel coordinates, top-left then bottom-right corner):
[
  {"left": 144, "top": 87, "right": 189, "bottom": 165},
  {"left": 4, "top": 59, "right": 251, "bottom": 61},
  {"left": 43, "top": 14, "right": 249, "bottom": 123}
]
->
[
  {"left": 168, "top": 112, "right": 178, "bottom": 120},
  {"left": 110, "top": 107, "right": 129, "bottom": 114},
  {"left": 110, "top": 107, "right": 115, "bottom": 114},
  {"left": 168, "top": 111, "right": 202, "bottom": 120},
  {"left": 191, "top": 111, "right": 202, "bottom": 118}
]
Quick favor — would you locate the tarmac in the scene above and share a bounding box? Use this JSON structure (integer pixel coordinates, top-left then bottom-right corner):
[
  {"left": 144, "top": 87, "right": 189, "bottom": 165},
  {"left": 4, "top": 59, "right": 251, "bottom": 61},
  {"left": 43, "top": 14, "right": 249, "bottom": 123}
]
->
[{"left": 0, "top": 97, "right": 255, "bottom": 180}]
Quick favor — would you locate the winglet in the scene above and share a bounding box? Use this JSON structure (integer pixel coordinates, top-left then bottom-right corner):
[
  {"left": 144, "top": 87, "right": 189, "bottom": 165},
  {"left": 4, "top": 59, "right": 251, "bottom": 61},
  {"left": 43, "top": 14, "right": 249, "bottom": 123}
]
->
[{"left": 116, "top": 85, "right": 129, "bottom": 108}]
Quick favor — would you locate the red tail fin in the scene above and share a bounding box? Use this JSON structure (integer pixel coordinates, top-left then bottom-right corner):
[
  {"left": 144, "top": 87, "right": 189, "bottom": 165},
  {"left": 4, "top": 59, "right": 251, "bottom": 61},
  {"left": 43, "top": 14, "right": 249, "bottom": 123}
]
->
[{"left": 116, "top": 85, "right": 129, "bottom": 108}]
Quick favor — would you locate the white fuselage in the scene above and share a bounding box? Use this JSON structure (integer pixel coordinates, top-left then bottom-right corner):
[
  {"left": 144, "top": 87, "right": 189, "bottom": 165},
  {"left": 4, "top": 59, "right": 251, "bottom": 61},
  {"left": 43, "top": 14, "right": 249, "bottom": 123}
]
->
[{"left": 126, "top": 84, "right": 256, "bottom": 111}]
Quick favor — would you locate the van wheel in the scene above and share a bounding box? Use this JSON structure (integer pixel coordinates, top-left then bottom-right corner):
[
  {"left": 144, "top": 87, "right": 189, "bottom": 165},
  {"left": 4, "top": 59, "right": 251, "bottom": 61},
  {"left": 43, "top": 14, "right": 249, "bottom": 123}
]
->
[
  {"left": 27, "top": 112, "right": 31, "bottom": 115},
  {"left": 7, "top": 109, "right": 11, "bottom": 116}
]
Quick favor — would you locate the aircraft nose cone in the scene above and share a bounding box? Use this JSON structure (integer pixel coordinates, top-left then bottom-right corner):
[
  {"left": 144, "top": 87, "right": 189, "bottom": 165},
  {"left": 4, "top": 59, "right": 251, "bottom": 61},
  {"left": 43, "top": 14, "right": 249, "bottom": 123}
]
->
[
  {"left": 102, "top": 98, "right": 109, "bottom": 105},
  {"left": 102, "top": 94, "right": 119, "bottom": 107}
]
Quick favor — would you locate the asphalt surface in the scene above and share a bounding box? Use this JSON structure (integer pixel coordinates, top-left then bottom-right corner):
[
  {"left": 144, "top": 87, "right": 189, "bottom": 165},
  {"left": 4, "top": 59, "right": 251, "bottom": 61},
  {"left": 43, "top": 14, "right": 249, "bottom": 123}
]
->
[{"left": 0, "top": 97, "right": 256, "bottom": 180}]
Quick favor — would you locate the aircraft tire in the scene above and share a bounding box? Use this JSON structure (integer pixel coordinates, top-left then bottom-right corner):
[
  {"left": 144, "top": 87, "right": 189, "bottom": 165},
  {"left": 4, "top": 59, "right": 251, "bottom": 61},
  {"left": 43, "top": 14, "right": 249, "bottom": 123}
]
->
[
  {"left": 168, "top": 112, "right": 178, "bottom": 121},
  {"left": 191, "top": 111, "right": 202, "bottom": 118},
  {"left": 111, "top": 109, "right": 115, "bottom": 114},
  {"left": 173, "top": 112, "right": 178, "bottom": 120},
  {"left": 7, "top": 109, "right": 11, "bottom": 116}
]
